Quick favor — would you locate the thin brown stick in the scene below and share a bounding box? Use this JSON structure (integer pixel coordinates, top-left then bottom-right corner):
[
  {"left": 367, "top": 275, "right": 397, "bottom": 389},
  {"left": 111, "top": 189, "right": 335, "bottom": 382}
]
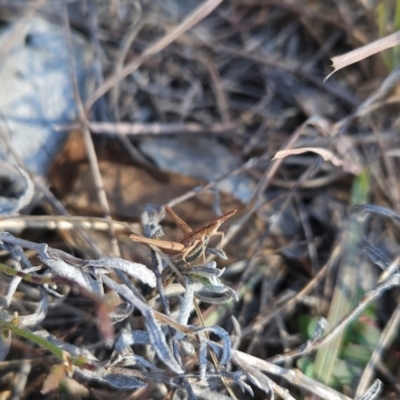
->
[{"left": 205, "top": 59, "right": 231, "bottom": 124}]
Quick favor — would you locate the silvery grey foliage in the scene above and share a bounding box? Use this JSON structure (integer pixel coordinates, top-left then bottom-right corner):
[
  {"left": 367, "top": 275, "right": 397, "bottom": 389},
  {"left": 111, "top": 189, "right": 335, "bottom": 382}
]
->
[
  {"left": 17, "top": 289, "right": 48, "bottom": 327},
  {"left": 191, "top": 370, "right": 253, "bottom": 397},
  {"left": 358, "top": 238, "right": 391, "bottom": 270},
  {"left": 5, "top": 266, "right": 42, "bottom": 306},
  {"left": 0, "top": 169, "right": 239, "bottom": 394},
  {"left": 0, "top": 289, "right": 48, "bottom": 328},
  {"left": 40, "top": 247, "right": 100, "bottom": 292},
  {"left": 102, "top": 275, "right": 184, "bottom": 374},
  {"left": 108, "top": 301, "right": 135, "bottom": 323},
  {"left": 185, "top": 261, "right": 239, "bottom": 303},
  {"left": 1, "top": 240, "right": 33, "bottom": 269},
  {"left": 187, "top": 262, "right": 223, "bottom": 278},
  {"left": 0, "top": 231, "right": 236, "bottom": 390},
  {"left": 0, "top": 232, "right": 157, "bottom": 295},
  {"left": 42, "top": 283, "right": 64, "bottom": 298},
  {"left": 242, "top": 366, "right": 275, "bottom": 399},
  {"left": 76, "top": 368, "right": 147, "bottom": 390},
  {"left": 198, "top": 326, "right": 232, "bottom": 366},
  {"left": 5, "top": 252, "right": 43, "bottom": 306},
  {"left": 351, "top": 203, "right": 400, "bottom": 223},
  {"left": 231, "top": 316, "right": 242, "bottom": 350},
  {"left": 355, "top": 379, "right": 383, "bottom": 400},
  {"left": 0, "top": 233, "right": 99, "bottom": 293},
  {"left": 183, "top": 377, "right": 198, "bottom": 400},
  {"left": 195, "top": 291, "right": 236, "bottom": 304},
  {"left": 141, "top": 205, "right": 165, "bottom": 239},
  {"left": 112, "top": 353, "right": 161, "bottom": 371},
  {"left": 205, "top": 247, "right": 227, "bottom": 259},
  {"left": 231, "top": 373, "right": 254, "bottom": 396},
  {"left": 311, "top": 318, "right": 327, "bottom": 341},
  {"left": 0, "top": 307, "right": 13, "bottom": 324},
  {"left": 115, "top": 329, "right": 151, "bottom": 351},
  {"left": 199, "top": 338, "right": 207, "bottom": 380},
  {"left": 86, "top": 256, "right": 156, "bottom": 288},
  {"left": 177, "top": 277, "right": 195, "bottom": 326}
]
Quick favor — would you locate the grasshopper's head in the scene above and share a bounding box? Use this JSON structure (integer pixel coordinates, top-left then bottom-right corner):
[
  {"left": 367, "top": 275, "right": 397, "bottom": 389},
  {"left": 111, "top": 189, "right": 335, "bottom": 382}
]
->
[{"left": 208, "top": 209, "right": 237, "bottom": 233}]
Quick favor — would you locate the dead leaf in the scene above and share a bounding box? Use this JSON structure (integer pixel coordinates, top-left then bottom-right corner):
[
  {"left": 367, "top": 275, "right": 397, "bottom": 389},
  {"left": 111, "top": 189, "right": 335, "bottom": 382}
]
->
[{"left": 41, "top": 363, "right": 67, "bottom": 394}]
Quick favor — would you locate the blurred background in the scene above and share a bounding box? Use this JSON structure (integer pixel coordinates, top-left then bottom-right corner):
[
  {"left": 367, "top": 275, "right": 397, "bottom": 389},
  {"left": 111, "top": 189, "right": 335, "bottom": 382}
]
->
[{"left": 2, "top": 0, "right": 400, "bottom": 399}]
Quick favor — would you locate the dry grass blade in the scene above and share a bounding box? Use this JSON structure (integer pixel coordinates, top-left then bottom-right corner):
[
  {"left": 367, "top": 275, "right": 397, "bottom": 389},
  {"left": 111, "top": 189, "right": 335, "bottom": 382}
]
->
[
  {"left": 326, "top": 31, "right": 400, "bottom": 80},
  {"left": 88, "top": 121, "right": 234, "bottom": 136},
  {"left": 56, "top": 121, "right": 234, "bottom": 136},
  {"left": 272, "top": 147, "right": 362, "bottom": 174}
]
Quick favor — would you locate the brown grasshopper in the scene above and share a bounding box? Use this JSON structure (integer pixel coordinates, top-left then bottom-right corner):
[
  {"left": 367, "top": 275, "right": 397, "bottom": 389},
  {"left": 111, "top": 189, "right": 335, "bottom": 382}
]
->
[{"left": 130, "top": 206, "right": 237, "bottom": 265}]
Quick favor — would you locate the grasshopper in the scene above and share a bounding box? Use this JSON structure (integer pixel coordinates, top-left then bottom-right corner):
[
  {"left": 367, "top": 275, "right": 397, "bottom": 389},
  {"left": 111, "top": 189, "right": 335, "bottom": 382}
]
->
[{"left": 130, "top": 206, "right": 237, "bottom": 265}]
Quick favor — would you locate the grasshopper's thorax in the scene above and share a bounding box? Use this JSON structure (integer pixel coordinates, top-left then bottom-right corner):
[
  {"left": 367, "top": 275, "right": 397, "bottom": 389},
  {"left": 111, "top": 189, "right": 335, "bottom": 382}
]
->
[
  {"left": 179, "top": 210, "right": 237, "bottom": 243},
  {"left": 180, "top": 233, "right": 201, "bottom": 247}
]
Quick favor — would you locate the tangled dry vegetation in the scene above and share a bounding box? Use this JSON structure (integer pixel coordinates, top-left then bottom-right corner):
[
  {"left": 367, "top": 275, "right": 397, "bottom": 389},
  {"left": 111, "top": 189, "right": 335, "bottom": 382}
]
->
[{"left": 3, "top": 1, "right": 400, "bottom": 399}]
